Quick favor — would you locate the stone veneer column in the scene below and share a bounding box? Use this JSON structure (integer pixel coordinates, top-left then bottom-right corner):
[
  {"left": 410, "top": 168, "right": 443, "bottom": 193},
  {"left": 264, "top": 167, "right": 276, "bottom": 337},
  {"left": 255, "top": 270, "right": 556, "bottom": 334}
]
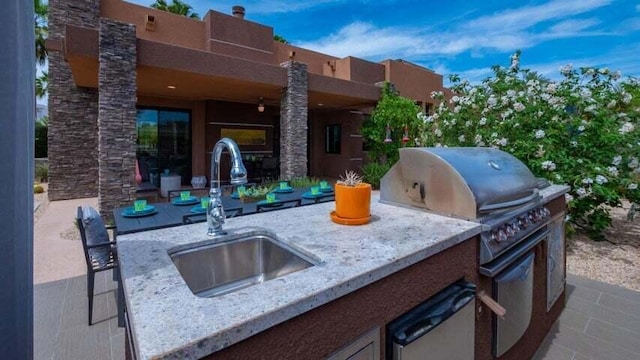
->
[
  {"left": 98, "top": 19, "right": 137, "bottom": 216},
  {"left": 47, "top": 0, "right": 100, "bottom": 200},
  {"left": 279, "top": 61, "right": 309, "bottom": 179}
]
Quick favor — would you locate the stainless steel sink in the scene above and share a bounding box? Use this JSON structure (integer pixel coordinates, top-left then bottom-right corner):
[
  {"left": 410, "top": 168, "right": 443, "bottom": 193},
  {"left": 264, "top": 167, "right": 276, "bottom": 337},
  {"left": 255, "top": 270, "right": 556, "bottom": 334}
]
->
[{"left": 169, "top": 233, "right": 316, "bottom": 297}]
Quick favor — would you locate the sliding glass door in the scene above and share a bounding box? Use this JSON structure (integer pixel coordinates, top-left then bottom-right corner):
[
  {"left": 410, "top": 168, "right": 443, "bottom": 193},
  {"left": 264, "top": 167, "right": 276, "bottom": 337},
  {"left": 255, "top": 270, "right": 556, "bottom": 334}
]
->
[{"left": 136, "top": 108, "right": 191, "bottom": 185}]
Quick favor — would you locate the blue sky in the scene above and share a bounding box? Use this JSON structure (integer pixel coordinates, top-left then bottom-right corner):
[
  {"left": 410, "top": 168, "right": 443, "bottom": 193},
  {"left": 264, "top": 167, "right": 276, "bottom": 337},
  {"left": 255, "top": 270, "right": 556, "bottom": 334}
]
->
[{"left": 126, "top": 0, "right": 640, "bottom": 84}]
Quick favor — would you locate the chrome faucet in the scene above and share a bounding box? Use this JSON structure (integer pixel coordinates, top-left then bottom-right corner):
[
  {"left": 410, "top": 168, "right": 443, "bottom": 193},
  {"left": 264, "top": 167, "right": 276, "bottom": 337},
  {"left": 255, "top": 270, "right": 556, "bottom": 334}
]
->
[{"left": 207, "top": 138, "right": 247, "bottom": 236}]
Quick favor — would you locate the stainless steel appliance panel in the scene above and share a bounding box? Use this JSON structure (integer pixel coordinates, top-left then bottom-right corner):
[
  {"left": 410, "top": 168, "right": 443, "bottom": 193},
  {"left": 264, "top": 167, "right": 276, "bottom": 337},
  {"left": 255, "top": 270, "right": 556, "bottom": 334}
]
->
[
  {"left": 494, "top": 251, "right": 535, "bottom": 357},
  {"left": 387, "top": 281, "right": 475, "bottom": 360}
]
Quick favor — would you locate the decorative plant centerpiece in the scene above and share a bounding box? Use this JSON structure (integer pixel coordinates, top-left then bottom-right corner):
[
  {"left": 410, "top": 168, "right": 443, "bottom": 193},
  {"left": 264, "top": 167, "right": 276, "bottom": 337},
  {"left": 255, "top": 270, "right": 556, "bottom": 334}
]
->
[
  {"left": 238, "top": 185, "right": 274, "bottom": 203},
  {"left": 333, "top": 170, "right": 372, "bottom": 224}
]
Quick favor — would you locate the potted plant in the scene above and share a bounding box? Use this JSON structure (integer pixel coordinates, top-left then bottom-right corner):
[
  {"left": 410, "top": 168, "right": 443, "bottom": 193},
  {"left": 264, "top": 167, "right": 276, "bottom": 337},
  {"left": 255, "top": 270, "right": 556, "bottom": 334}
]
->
[
  {"left": 238, "top": 185, "right": 275, "bottom": 203},
  {"left": 334, "top": 170, "right": 371, "bottom": 222}
]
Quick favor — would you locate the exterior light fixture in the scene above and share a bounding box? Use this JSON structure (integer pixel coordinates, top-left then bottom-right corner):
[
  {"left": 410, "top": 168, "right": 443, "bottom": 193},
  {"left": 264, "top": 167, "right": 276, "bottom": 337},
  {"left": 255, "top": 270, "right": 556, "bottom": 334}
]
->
[
  {"left": 167, "top": 85, "right": 176, "bottom": 89},
  {"left": 145, "top": 15, "right": 156, "bottom": 31},
  {"left": 257, "top": 97, "right": 265, "bottom": 112}
]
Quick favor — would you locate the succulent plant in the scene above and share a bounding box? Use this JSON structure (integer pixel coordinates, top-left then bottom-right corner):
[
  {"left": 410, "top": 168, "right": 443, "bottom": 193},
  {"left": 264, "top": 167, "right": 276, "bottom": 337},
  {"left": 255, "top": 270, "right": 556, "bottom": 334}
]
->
[{"left": 336, "top": 170, "right": 364, "bottom": 187}]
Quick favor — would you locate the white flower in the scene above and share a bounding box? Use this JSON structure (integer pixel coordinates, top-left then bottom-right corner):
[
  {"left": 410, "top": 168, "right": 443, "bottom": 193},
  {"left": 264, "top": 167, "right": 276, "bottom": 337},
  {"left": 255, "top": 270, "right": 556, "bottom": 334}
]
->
[
  {"left": 534, "top": 130, "right": 545, "bottom": 139},
  {"left": 487, "top": 96, "right": 497, "bottom": 108},
  {"left": 465, "top": 120, "right": 472, "bottom": 128},
  {"left": 435, "top": 143, "right": 442, "bottom": 147},
  {"left": 582, "top": 177, "right": 593, "bottom": 185},
  {"left": 585, "top": 104, "right": 597, "bottom": 113},
  {"left": 570, "top": 140, "right": 578, "bottom": 147},
  {"left": 565, "top": 193, "right": 574, "bottom": 202},
  {"left": 430, "top": 91, "right": 443, "bottom": 99},
  {"left": 607, "top": 166, "right": 619, "bottom": 176},
  {"left": 497, "top": 138, "right": 508, "bottom": 147},
  {"left": 434, "top": 129, "right": 443, "bottom": 137},
  {"left": 607, "top": 100, "right": 617, "bottom": 109},
  {"left": 546, "top": 83, "right": 557, "bottom": 93},
  {"left": 491, "top": 132, "right": 498, "bottom": 138},
  {"left": 560, "top": 64, "right": 573, "bottom": 76},
  {"left": 612, "top": 156, "right": 622, "bottom": 166},
  {"left": 599, "top": 67, "right": 609, "bottom": 74},
  {"left": 612, "top": 70, "right": 621, "bottom": 80},
  {"left": 458, "top": 134, "right": 466, "bottom": 142},
  {"left": 479, "top": 117, "right": 487, "bottom": 125},
  {"left": 474, "top": 134, "right": 483, "bottom": 144},
  {"left": 453, "top": 106, "right": 461, "bottom": 114},
  {"left": 622, "top": 92, "right": 633, "bottom": 104},
  {"left": 541, "top": 160, "right": 556, "bottom": 171},
  {"left": 535, "top": 145, "right": 545, "bottom": 158},
  {"left": 514, "top": 102, "right": 525, "bottom": 112},
  {"left": 578, "top": 125, "right": 585, "bottom": 132},
  {"left": 595, "top": 175, "right": 608, "bottom": 185},
  {"left": 451, "top": 96, "right": 460, "bottom": 104},
  {"left": 576, "top": 187, "right": 588, "bottom": 198},
  {"left": 580, "top": 88, "right": 592, "bottom": 100},
  {"left": 619, "top": 122, "right": 634, "bottom": 134},
  {"left": 507, "top": 90, "right": 517, "bottom": 98},
  {"left": 628, "top": 157, "right": 639, "bottom": 169},
  {"left": 628, "top": 183, "right": 638, "bottom": 190},
  {"left": 577, "top": 159, "right": 584, "bottom": 164}
]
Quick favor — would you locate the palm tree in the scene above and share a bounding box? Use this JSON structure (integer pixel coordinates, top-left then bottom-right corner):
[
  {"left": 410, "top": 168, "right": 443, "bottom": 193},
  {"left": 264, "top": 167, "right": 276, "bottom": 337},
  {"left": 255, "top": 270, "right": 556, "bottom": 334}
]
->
[
  {"left": 150, "top": 0, "right": 199, "bottom": 19},
  {"left": 35, "top": 0, "right": 48, "bottom": 65},
  {"left": 36, "top": 72, "right": 48, "bottom": 99}
]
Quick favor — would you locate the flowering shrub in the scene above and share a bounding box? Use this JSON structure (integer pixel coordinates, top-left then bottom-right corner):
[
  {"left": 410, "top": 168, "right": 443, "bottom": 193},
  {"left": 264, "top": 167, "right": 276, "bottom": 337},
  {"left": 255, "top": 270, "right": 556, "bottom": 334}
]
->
[{"left": 422, "top": 51, "right": 640, "bottom": 240}]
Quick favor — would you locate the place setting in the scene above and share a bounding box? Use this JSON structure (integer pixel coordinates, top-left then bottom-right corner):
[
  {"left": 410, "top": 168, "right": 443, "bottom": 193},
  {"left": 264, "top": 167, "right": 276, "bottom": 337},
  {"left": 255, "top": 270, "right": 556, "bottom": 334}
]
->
[
  {"left": 190, "top": 197, "right": 209, "bottom": 214},
  {"left": 272, "top": 181, "right": 294, "bottom": 193},
  {"left": 172, "top": 191, "right": 199, "bottom": 206},
  {"left": 302, "top": 185, "right": 326, "bottom": 200},
  {"left": 121, "top": 199, "right": 158, "bottom": 218},
  {"left": 256, "top": 192, "right": 282, "bottom": 207}
]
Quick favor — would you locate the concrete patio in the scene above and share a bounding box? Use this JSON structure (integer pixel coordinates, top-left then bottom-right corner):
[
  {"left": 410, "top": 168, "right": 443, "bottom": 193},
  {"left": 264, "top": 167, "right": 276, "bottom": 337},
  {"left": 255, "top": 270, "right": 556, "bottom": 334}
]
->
[{"left": 33, "top": 198, "right": 640, "bottom": 359}]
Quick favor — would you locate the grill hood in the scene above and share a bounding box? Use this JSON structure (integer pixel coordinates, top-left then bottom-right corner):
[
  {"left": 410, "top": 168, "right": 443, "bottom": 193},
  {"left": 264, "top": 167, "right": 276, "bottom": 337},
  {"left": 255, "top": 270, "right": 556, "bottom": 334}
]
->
[{"left": 380, "top": 147, "right": 541, "bottom": 220}]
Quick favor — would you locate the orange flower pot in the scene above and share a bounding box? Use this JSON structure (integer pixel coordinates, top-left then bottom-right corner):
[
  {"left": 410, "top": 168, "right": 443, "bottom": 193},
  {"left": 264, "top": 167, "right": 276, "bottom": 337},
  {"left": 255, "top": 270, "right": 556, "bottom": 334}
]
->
[{"left": 334, "top": 183, "right": 372, "bottom": 219}]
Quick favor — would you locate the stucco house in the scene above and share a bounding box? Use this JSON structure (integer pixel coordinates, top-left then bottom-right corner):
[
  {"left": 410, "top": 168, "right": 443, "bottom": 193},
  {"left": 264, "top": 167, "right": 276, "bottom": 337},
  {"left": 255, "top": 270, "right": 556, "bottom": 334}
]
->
[{"left": 47, "top": 0, "right": 448, "bottom": 213}]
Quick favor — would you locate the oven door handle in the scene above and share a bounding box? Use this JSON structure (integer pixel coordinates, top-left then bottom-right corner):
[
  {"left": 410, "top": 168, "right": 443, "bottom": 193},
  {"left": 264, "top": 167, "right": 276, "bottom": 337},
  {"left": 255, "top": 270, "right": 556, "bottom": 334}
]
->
[
  {"left": 479, "top": 227, "right": 550, "bottom": 277},
  {"left": 479, "top": 190, "right": 540, "bottom": 213}
]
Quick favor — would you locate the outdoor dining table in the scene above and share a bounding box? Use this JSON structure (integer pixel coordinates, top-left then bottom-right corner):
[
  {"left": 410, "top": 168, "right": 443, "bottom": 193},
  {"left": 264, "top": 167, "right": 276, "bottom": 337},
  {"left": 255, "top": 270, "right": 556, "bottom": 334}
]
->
[{"left": 113, "top": 187, "right": 333, "bottom": 235}]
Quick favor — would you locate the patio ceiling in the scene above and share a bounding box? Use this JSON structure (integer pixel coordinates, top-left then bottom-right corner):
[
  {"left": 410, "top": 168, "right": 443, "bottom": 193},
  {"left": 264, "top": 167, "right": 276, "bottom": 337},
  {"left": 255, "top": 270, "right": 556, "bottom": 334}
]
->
[{"left": 62, "top": 24, "right": 379, "bottom": 110}]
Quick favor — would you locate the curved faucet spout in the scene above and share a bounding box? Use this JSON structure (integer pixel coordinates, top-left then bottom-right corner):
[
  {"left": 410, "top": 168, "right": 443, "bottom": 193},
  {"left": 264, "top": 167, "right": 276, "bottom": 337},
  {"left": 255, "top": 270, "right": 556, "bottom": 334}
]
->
[
  {"left": 207, "top": 138, "right": 247, "bottom": 236},
  {"left": 210, "top": 138, "right": 247, "bottom": 187}
]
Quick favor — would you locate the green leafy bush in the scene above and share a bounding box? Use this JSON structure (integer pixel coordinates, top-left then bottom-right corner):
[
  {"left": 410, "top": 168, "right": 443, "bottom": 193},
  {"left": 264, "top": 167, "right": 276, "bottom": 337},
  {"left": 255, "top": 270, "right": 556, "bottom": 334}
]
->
[
  {"left": 34, "top": 184, "right": 44, "bottom": 194},
  {"left": 238, "top": 184, "right": 275, "bottom": 201},
  {"left": 423, "top": 51, "right": 640, "bottom": 240},
  {"left": 35, "top": 163, "right": 48, "bottom": 182},
  {"left": 287, "top": 176, "right": 321, "bottom": 188},
  {"left": 363, "top": 82, "right": 423, "bottom": 165},
  {"left": 362, "top": 162, "right": 391, "bottom": 190}
]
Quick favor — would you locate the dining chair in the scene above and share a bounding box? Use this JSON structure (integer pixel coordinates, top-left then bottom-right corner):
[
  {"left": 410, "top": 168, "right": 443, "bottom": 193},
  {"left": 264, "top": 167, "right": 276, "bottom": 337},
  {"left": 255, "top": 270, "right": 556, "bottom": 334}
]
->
[{"left": 76, "top": 206, "right": 119, "bottom": 326}]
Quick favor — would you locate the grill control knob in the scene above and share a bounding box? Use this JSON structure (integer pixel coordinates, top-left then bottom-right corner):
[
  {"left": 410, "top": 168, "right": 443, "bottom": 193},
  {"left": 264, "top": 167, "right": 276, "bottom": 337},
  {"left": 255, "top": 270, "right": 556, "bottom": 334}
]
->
[
  {"left": 518, "top": 216, "right": 528, "bottom": 228},
  {"left": 496, "top": 229, "right": 508, "bottom": 243}
]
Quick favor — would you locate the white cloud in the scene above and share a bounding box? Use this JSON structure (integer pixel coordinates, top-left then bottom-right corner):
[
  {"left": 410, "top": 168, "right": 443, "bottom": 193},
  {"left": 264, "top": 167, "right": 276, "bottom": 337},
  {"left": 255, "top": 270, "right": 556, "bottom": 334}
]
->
[
  {"left": 298, "top": 0, "right": 613, "bottom": 59},
  {"left": 465, "top": 0, "right": 611, "bottom": 32},
  {"left": 548, "top": 18, "right": 600, "bottom": 33}
]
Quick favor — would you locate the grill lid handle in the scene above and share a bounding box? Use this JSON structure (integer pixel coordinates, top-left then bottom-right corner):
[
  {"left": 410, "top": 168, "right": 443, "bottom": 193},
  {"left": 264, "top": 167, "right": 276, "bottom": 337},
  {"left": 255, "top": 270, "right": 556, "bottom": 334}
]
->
[{"left": 479, "top": 190, "right": 540, "bottom": 213}]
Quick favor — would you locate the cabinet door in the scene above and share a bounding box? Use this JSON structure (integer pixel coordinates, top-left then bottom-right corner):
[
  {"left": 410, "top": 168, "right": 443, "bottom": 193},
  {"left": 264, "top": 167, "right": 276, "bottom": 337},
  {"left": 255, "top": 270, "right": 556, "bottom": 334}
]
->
[
  {"left": 546, "top": 213, "right": 566, "bottom": 311},
  {"left": 327, "top": 327, "right": 380, "bottom": 360}
]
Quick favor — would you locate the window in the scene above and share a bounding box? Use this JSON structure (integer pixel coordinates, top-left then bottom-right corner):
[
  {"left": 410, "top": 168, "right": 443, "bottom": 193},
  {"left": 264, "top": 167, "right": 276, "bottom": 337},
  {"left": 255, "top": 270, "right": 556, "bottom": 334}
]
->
[
  {"left": 325, "top": 124, "right": 341, "bottom": 154},
  {"left": 136, "top": 108, "right": 192, "bottom": 185}
]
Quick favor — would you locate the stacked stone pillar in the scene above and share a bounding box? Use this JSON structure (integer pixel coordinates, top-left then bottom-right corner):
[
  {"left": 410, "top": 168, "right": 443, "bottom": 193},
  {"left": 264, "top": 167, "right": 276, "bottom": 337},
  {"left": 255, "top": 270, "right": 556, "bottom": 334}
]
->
[
  {"left": 98, "top": 19, "right": 137, "bottom": 216},
  {"left": 279, "top": 61, "right": 309, "bottom": 179},
  {"left": 47, "top": 0, "right": 100, "bottom": 200}
]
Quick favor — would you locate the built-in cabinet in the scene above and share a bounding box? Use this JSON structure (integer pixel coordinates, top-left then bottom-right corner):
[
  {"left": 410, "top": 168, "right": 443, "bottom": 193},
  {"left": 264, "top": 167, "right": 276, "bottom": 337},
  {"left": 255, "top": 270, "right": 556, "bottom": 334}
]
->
[{"left": 327, "top": 327, "right": 380, "bottom": 360}]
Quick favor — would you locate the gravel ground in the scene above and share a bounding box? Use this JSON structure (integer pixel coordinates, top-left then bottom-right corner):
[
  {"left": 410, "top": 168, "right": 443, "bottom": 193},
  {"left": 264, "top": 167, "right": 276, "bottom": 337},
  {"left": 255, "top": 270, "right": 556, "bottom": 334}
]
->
[{"left": 567, "top": 202, "right": 640, "bottom": 292}]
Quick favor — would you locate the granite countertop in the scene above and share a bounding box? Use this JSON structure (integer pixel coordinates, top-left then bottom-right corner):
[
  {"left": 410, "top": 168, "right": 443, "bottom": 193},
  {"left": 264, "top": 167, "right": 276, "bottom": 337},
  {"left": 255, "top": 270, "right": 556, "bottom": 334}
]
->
[{"left": 118, "top": 186, "right": 567, "bottom": 360}]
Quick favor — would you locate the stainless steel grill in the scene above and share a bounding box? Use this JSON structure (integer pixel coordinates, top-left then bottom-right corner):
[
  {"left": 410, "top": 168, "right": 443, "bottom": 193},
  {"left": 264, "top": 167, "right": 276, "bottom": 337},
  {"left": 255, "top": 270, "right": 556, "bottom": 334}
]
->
[
  {"left": 380, "top": 147, "right": 555, "bottom": 357},
  {"left": 380, "top": 147, "right": 551, "bottom": 264}
]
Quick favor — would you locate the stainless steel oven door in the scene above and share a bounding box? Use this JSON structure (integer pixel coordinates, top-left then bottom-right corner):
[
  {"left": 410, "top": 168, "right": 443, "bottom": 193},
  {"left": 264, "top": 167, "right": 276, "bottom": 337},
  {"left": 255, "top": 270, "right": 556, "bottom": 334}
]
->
[{"left": 493, "top": 251, "right": 535, "bottom": 357}]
